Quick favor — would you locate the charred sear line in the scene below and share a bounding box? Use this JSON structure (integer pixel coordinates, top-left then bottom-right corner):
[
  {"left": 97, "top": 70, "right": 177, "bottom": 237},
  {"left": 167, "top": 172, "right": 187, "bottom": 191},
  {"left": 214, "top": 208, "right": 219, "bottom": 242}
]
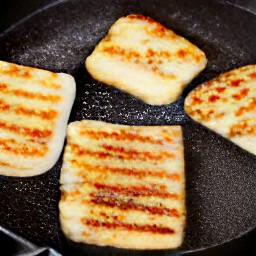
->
[
  {"left": 71, "top": 159, "right": 180, "bottom": 181},
  {"left": 70, "top": 143, "right": 174, "bottom": 161},
  {"left": 101, "top": 144, "right": 175, "bottom": 160},
  {"left": 82, "top": 218, "right": 175, "bottom": 234},
  {"left": 94, "top": 183, "right": 179, "bottom": 199},
  {"left": 89, "top": 194, "right": 179, "bottom": 217}
]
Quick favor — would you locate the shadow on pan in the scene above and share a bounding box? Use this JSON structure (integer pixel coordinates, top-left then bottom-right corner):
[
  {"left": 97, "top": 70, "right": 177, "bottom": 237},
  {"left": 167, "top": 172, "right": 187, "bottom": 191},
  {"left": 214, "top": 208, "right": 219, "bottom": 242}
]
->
[{"left": 0, "top": 0, "right": 255, "bottom": 255}]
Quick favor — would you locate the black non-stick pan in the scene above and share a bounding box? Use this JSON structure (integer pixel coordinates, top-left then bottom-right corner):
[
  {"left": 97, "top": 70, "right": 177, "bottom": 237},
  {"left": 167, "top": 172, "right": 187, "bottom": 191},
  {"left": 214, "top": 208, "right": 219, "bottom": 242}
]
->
[{"left": 0, "top": 0, "right": 256, "bottom": 255}]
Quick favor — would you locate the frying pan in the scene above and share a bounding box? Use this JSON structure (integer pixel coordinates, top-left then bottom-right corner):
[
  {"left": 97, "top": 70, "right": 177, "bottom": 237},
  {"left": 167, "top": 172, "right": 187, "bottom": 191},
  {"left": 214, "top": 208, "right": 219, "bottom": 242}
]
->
[{"left": 0, "top": 0, "right": 255, "bottom": 255}]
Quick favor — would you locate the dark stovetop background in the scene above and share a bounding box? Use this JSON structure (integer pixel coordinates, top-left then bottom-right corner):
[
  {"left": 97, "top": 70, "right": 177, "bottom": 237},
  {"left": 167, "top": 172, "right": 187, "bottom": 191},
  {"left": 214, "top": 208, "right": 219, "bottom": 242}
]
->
[{"left": 0, "top": 1, "right": 255, "bottom": 255}]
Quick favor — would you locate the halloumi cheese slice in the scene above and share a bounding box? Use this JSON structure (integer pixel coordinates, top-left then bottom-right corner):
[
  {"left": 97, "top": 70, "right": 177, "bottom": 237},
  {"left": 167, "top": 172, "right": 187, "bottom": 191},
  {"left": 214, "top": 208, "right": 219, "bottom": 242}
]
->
[
  {"left": 59, "top": 120, "right": 186, "bottom": 249},
  {"left": 185, "top": 64, "right": 256, "bottom": 155},
  {"left": 0, "top": 60, "right": 76, "bottom": 176},
  {"left": 85, "top": 14, "right": 207, "bottom": 105}
]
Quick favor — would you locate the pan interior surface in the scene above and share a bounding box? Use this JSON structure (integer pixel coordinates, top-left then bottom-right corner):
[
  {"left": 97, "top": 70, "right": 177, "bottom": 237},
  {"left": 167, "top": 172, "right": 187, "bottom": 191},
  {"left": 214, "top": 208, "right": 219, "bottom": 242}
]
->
[{"left": 0, "top": 0, "right": 255, "bottom": 254}]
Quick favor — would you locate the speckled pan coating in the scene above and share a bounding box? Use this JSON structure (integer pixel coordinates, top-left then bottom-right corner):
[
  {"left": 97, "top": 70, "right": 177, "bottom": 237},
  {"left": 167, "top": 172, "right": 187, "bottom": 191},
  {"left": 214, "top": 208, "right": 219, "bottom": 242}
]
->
[{"left": 0, "top": 0, "right": 255, "bottom": 255}]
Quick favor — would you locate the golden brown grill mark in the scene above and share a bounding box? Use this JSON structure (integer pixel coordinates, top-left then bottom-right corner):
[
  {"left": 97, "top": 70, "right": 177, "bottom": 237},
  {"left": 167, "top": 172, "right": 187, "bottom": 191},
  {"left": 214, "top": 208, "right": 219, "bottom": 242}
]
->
[
  {"left": 102, "top": 45, "right": 141, "bottom": 60},
  {"left": 70, "top": 143, "right": 175, "bottom": 161},
  {"left": 63, "top": 189, "right": 81, "bottom": 198},
  {"left": 145, "top": 49, "right": 171, "bottom": 59},
  {"left": 0, "top": 83, "right": 61, "bottom": 102},
  {"left": 229, "top": 119, "right": 256, "bottom": 137},
  {"left": 101, "top": 45, "right": 176, "bottom": 79},
  {"left": 14, "top": 107, "right": 58, "bottom": 120},
  {"left": 80, "top": 129, "right": 173, "bottom": 145},
  {"left": 82, "top": 219, "right": 175, "bottom": 234},
  {"left": 40, "top": 79, "right": 61, "bottom": 89},
  {"left": 148, "top": 25, "right": 169, "bottom": 38},
  {"left": 0, "top": 100, "right": 10, "bottom": 111},
  {"left": 10, "top": 89, "right": 60, "bottom": 102},
  {"left": 94, "top": 183, "right": 179, "bottom": 199},
  {"left": 177, "top": 49, "right": 188, "bottom": 59},
  {"left": 188, "top": 108, "right": 224, "bottom": 121},
  {"left": 22, "top": 71, "right": 32, "bottom": 78},
  {"left": 0, "top": 160, "right": 13, "bottom": 167},
  {"left": 176, "top": 48, "right": 202, "bottom": 63},
  {"left": 0, "top": 160, "right": 29, "bottom": 169},
  {"left": 71, "top": 159, "right": 180, "bottom": 181},
  {"left": 145, "top": 48, "right": 179, "bottom": 75},
  {"left": 128, "top": 14, "right": 157, "bottom": 24},
  {"left": 232, "top": 88, "right": 250, "bottom": 101},
  {"left": 194, "top": 54, "right": 203, "bottom": 62},
  {"left": 0, "top": 138, "right": 48, "bottom": 157},
  {"left": 70, "top": 144, "right": 114, "bottom": 159},
  {"left": 190, "top": 96, "right": 203, "bottom": 105},
  {"left": 0, "top": 63, "right": 60, "bottom": 85},
  {"left": 127, "top": 14, "right": 176, "bottom": 39},
  {"left": 0, "top": 120, "right": 52, "bottom": 139},
  {"left": 89, "top": 196, "right": 180, "bottom": 217},
  {"left": 235, "top": 99, "right": 256, "bottom": 116},
  {"left": 0, "top": 65, "right": 32, "bottom": 78},
  {"left": 216, "top": 87, "right": 226, "bottom": 93},
  {"left": 249, "top": 72, "right": 256, "bottom": 79},
  {"left": 0, "top": 100, "right": 58, "bottom": 120},
  {"left": 0, "top": 83, "right": 8, "bottom": 89},
  {"left": 153, "top": 68, "right": 176, "bottom": 79}
]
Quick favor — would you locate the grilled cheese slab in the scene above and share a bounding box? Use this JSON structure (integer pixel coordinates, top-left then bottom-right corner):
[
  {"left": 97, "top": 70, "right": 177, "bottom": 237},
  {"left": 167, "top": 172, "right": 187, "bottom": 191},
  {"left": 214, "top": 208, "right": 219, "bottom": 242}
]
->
[
  {"left": 185, "top": 65, "right": 256, "bottom": 155},
  {"left": 59, "top": 120, "right": 186, "bottom": 249},
  {"left": 0, "top": 60, "right": 76, "bottom": 176},
  {"left": 85, "top": 14, "right": 207, "bottom": 105}
]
